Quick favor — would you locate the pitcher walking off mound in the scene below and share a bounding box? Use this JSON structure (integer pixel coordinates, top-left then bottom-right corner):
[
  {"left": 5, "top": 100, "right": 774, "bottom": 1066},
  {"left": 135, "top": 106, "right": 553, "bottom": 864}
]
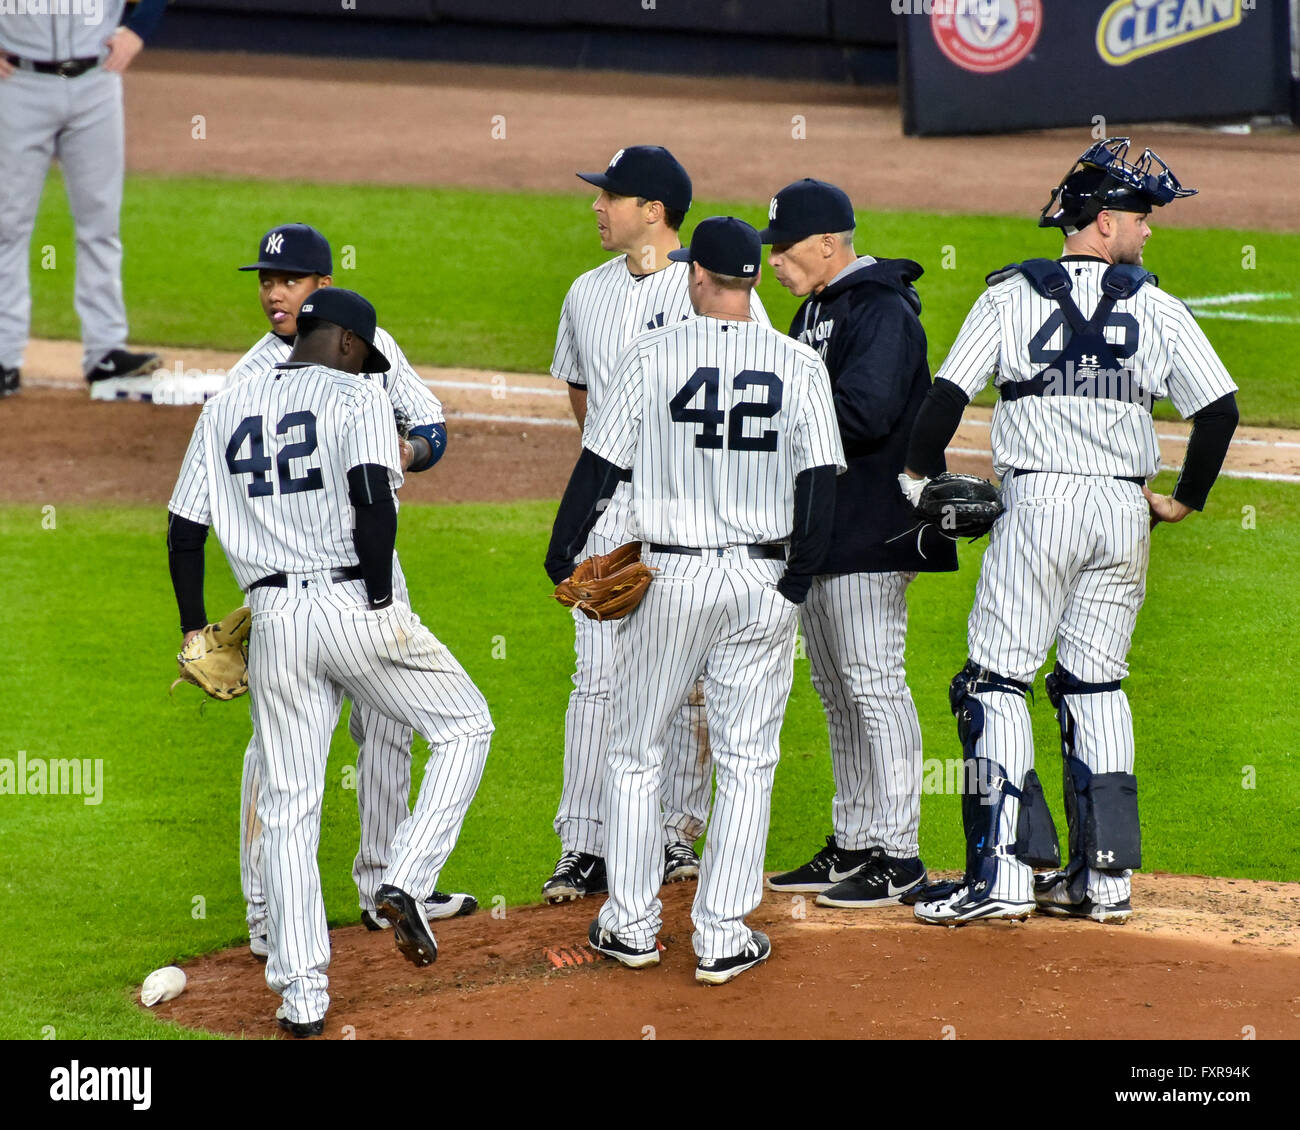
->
[{"left": 547, "top": 218, "right": 844, "bottom": 984}]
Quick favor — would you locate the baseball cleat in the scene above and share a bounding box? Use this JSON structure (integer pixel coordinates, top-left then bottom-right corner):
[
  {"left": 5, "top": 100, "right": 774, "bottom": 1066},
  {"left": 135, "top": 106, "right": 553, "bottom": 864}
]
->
[
  {"left": 542, "top": 850, "right": 607, "bottom": 903},
  {"left": 85, "top": 348, "right": 163, "bottom": 382},
  {"left": 374, "top": 884, "right": 438, "bottom": 966},
  {"left": 0, "top": 366, "right": 19, "bottom": 397},
  {"left": 275, "top": 1004, "right": 324, "bottom": 1039},
  {"left": 249, "top": 933, "right": 269, "bottom": 961},
  {"left": 913, "top": 884, "right": 1035, "bottom": 926},
  {"left": 362, "top": 891, "right": 478, "bottom": 930},
  {"left": 587, "top": 920, "right": 660, "bottom": 969},
  {"left": 765, "top": 835, "right": 877, "bottom": 893},
  {"left": 664, "top": 841, "right": 701, "bottom": 883},
  {"left": 695, "top": 930, "right": 771, "bottom": 985},
  {"left": 426, "top": 890, "right": 479, "bottom": 919},
  {"left": 816, "top": 851, "right": 927, "bottom": 908},
  {"left": 1034, "top": 874, "right": 1132, "bottom": 923}
]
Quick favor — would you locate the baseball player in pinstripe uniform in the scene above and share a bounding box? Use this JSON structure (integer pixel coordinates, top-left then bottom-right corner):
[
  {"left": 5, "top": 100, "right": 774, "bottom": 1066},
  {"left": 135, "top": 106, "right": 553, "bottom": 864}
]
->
[
  {"left": 0, "top": 0, "right": 167, "bottom": 397},
  {"left": 758, "top": 179, "right": 956, "bottom": 908},
  {"left": 902, "top": 139, "right": 1239, "bottom": 925},
  {"left": 226, "top": 225, "right": 474, "bottom": 964},
  {"left": 548, "top": 218, "right": 845, "bottom": 983},
  {"left": 545, "top": 147, "right": 769, "bottom": 903},
  {"left": 169, "top": 288, "right": 493, "bottom": 1036}
]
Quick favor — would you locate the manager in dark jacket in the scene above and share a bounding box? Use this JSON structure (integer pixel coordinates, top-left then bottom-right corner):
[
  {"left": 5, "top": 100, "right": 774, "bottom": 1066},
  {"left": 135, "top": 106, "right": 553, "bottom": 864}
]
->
[{"left": 760, "top": 179, "right": 956, "bottom": 909}]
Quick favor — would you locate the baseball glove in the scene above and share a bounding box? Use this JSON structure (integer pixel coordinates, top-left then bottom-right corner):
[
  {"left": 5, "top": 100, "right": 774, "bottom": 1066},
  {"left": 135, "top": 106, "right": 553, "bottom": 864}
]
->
[
  {"left": 393, "top": 407, "right": 412, "bottom": 440},
  {"left": 914, "top": 472, "right": 1004, "bottom": 539},
  {"left": 553, "top": 542, "right": 655, "bottom": 621},
  {"left": 171, "top": 606, "right": 252, "bottom": 701}
]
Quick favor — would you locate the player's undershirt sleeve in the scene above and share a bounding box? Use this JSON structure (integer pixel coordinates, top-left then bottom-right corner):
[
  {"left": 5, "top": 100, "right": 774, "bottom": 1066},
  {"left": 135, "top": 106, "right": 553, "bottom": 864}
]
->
[
  {"left": 906, "top": 378, "right": 969, "bottom": 478},
  {"left": 166, "top": 513, "right": 209, "bottom": 633},
  {"left": 1173, "top": 392, "right": 1239, "bottom": 511},
  {"left": 348, "top": 465, "right": 396, "bottom": 608},
  {"left": 544, "top": 450, "right": 627, "bottom": 583},
  {"left": 933, "top": 290, "right": 1001, "bottom": 400}
]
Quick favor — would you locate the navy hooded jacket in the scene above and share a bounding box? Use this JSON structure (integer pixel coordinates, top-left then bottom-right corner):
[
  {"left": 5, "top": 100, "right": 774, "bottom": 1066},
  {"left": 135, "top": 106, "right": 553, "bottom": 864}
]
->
[{"left": 789, "top": 256, "right": 957, "bottom": 575}]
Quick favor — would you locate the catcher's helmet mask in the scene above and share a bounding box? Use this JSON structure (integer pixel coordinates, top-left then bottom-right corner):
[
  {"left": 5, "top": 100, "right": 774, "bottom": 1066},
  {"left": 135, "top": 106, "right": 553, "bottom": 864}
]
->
[{"left": 1040, "top": 137, "right": 1197, "bottom": 232}]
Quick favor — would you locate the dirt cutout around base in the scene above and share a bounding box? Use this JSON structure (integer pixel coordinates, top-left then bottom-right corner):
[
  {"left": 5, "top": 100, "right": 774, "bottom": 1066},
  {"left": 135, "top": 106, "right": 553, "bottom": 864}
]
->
[{"left": 150, "top": 874, "right": 1300, "bottom": 1040}]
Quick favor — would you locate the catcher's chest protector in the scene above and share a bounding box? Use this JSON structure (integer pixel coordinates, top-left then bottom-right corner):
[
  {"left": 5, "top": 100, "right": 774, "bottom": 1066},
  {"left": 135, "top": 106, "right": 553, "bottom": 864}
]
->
[{"left": 989, "top": 259, "right": 1155, "bottom": 411}]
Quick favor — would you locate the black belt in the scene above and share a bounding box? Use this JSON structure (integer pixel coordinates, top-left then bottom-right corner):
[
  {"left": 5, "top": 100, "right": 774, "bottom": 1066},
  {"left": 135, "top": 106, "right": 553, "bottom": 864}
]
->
[
  {"left": 1009, "top": 469, "right": 1145, "bottom": 486},
  {"left": 648, "top": 543, "right": 786, "bottom": 561},
  {"left": 248, "top": 565, "right": 365, "bottom": 591},
  {"left": 4, "top": 54, "right": 99, "bottom": 78}
]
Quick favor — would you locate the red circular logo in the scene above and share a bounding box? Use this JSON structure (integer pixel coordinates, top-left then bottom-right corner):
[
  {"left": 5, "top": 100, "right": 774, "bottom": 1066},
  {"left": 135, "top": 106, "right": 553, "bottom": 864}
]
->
[{"left": 931, "top": 0, "right": 1042, "bottom": 75}]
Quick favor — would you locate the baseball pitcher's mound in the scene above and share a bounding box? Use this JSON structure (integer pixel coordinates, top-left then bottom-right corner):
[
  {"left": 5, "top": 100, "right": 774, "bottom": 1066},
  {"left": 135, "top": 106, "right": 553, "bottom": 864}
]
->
[{"left": 149, "top": 872, "right": 1299, "bottom": 1040}]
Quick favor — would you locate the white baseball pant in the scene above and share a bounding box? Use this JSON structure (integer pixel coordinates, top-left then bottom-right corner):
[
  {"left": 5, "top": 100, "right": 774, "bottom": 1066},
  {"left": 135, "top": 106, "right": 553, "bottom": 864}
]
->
[
  {"left": 248, "top": 576, "right": 491, "bottom": 1026},
  {"left": 966, "top": 472, "right": 1149, "bottom": 903},
  {"left": 800, "top": 571, "right": 922, "bottom": 858},
  {"left": 596, "top": 550, "right": 797, "bottom": 962}
]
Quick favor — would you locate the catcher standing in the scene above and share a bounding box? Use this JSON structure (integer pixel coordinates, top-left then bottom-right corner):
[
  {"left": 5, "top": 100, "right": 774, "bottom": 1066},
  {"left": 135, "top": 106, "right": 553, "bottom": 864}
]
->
[
  {"left": 548, "top": 218, "right": 845, "bottom": 983},
  {"left": 759, "top": 179, "right": 956, "bottom": 908},
  {"left": 225, "top": 224, "right": 474, "bottom": 962},
  {"left": 545, "top": 146, "right": 768, "bottom": 902},
  {"left": 168, "top": 288, "right": 493, "bottom": 1035},
  {"left": 901, "top": 139, "right": 1238, "bottom": 925}
]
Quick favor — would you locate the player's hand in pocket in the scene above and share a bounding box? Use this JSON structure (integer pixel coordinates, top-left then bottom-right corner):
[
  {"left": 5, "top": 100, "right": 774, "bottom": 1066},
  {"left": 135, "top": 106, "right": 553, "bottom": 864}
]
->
[{"left": 1142, "top": 485, "right": 1192, "bottom": 530}]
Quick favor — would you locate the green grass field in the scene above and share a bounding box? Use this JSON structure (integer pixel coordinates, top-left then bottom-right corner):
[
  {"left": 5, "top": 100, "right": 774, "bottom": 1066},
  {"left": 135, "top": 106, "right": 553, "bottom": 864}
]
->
[
  {"left": 27, "top": 173, "right": 1300, "bottom": 426},
  {"left": 0, "top": 473, "right": 1296, "bottom": 1039}
]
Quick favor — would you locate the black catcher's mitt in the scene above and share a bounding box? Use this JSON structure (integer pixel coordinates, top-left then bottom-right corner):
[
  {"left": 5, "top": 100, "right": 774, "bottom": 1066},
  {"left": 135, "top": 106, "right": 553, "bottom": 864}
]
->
[{"left": 914, "top": 472, "right": 1004, "bottom": 539}]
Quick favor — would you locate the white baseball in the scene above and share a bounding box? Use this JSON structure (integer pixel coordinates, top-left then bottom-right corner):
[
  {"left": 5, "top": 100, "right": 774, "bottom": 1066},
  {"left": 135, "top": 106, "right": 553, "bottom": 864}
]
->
[{"left": 140, "top": 965, "right": 187, "bottom": 1007}]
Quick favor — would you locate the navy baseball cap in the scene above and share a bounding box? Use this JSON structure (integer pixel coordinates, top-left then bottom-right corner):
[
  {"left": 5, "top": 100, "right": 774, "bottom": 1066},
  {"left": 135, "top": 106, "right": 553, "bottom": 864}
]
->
[
  {"left": 577, "top": 146, "right": 693, "bottom": 214},
  {"left": 295, "top": 288, "right": 389, "bottom": 373},
  {"left": 239, "top": 223, "right": 333, "bottom": 275},
  {"left": 667, "top": 217, "right": 761, "bottom": 278},
  {"left": 759, "top": 179, "right": 855, "bottom": 244}
]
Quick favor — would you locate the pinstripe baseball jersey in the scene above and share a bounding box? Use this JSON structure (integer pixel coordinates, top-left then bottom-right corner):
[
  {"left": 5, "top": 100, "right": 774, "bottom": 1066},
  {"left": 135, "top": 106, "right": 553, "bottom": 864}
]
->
[
  {"left": 938, "top": 257, "right": 1237, "bottom": 478},
  {"left": 551, "top": 257, "right": 769, "bottom": 420},
  {"left": 169, "top": 363, "right": 402, "bottom": 588},
  {"left": 585, "top": 316, "right": 845, "bottom": 546},
  {"left": 227, "top": 327, "right": 445, "bottom": 427}
]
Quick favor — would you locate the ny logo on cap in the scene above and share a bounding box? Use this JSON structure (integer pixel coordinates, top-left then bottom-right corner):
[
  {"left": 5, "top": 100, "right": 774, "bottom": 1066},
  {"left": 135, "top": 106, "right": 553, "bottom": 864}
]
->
[
  {"left": 609, "top": 148, "right": 625, "bottom": 167},
  {"left": 768, "top": 197, "right": 779, "bottom": 221},
  {"left": 266, "top": 233, "right": 285, "bottom": 255}
]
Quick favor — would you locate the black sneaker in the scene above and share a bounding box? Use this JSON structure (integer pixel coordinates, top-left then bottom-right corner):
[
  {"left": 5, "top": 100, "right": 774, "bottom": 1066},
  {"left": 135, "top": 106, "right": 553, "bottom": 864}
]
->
[
  {"left": 1, "top": 366, "right": 18, "bottom": 397},
  {"left": 765, "top": 835, "right": 877, "bottom": 893},
  {"left": 426, "top": 890, "right": 478, "bottom": 919},
  {"left": 664, "top": 841, "right": 700, "bottom": 883},
  {"left": 816, "top": 851, "right": 927, "bottom": 908},
  {"left": 587, "top": 919, "right": 660, "bottom": 969},
  {"left": 374, "top": 883, "right": 438, "bottom": 966},
  {"left": 542, "top": 850, "right": 607, "bottom": 903},
  {"left": 85, "top": 348, "right": 162, "bottom": 382},
  {"left": 695, "top": 930, "right": 771, "bottom": 985}
]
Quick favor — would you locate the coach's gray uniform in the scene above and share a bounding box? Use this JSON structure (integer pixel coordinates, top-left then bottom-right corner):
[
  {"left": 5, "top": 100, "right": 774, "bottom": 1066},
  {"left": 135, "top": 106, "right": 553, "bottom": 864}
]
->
[
  {"left": 0, "top": 2, "right": 162, "bottom": 374},
  {"left": 551, "top": 256, "right": 767, "bottom": 856},
  {"left": 225, "top": 327, "right": 446, "bottom": 937}
]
